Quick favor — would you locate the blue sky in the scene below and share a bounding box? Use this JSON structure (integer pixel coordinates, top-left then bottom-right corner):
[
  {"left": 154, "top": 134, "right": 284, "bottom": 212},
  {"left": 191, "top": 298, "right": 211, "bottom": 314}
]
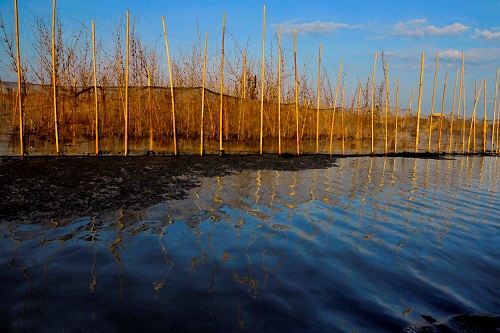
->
[{"left": 1, "top": 0, "right": 499, "bottom": 117}]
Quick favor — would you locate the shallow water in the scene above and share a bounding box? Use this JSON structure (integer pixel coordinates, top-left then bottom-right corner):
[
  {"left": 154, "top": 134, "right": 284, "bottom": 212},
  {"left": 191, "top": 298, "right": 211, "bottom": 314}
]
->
[{"left": 1, "top": 156, "right": 499, "bottom": 332}]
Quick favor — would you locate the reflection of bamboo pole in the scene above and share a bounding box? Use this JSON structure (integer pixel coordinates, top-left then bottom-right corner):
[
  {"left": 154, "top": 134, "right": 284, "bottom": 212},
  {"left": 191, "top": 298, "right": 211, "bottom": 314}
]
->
[
  {"left": 394, "top": 76, "right": 399, "bottom": 153},
  {"left": 328, "top": 61, "right": 342, "bottom": 155},
  {"left": 492, "top": 69, "right": 498, "bottom": 152},
  {"left": 371, "top": 52, "right": 378, "bottom": 155},
  {"left": 483, "top": 78, "right": 487, "bottom": 154},
  {"left": 147, "top": 67, "right": 153, "bottom": 152},
  {"left": 92, "top": 20, "right": 99, "bottom": 155},
  {"left": 277, "top": 27, "right": 282, "bottom": 155},
  {"left": 52, "top": 0, "right": 60, "bottom": 155},
  {"left": 219, "top": 13, "right": 226, "bottom": 154},
  {"left": 14, "top": 0, "right": 23, "bottom": 157},
  {"left": 428, "top": 53, "right": 438, "bottom": 153},
  {"left": 449, "top": 69, "right": 459, "bottom": 154},
  {"left": 384, "top": 61, "right": 389, "bottom": 155},
  {"left": 124, "top": 11, "right": 130, "bottom": 156},
  {"left": 200, "top": 32, "right": 208, "bottom": 156},
  {"left": 162, "top": 16, "right": 177, "bottom": 156},
  {"left": 341, "top": 86, "right": 345, "bottom": 155},
  {"left": 415, "top": 52, "right": 424, "bottom": 153},
  {"left": 316, "top": 44, "right": 322, "bottom": 154},
  {"left": 438, "top": 70, "right": 448, "bottom": 153},
  {"left": 294, "top": 30, "right": 299, "bottom": 156},
  {"left": 259, "top": 6, "right": 266, "bottom": 155}
]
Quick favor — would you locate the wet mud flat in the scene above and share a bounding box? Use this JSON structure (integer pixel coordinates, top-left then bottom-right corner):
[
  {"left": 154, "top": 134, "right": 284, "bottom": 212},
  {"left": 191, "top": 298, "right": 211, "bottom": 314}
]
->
[{"left": 0, "top": 154, "right": 338, "bottom": 222}]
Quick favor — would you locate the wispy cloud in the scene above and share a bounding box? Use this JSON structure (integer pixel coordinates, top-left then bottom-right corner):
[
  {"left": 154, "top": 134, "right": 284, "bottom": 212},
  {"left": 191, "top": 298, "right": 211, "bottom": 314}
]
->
[
  {"left": 393, "top": 19, "right": 470, "bottom": 37},
  {"left": 274, "top": 19, "right": 358, "bottom": 36},
  {"left": 474, "top": 28, "right": 500, "bottom": 40}
]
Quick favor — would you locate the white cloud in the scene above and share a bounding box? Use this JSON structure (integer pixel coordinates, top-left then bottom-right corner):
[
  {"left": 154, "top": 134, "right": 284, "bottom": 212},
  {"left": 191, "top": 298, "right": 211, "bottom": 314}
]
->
[
  {"left": 474, "top": 28, "right": 500, "bottom": 39},
  {"left": 393, "top": 19, "right": 470, "bottom": 37},
  {"left": 274, "top": 20, "right": 356, "bottom": 36}
]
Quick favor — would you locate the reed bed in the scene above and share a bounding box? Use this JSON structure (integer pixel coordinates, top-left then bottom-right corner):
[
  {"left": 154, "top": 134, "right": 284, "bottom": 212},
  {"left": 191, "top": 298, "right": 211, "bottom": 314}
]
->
[{"left": 0, "top": 4, "right": 499, "bottom": 156}]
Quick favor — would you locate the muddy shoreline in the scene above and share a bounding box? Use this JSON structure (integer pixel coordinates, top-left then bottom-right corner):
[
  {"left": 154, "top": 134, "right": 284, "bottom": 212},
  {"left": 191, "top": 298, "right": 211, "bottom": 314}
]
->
[{"left": 1, "top": 154, "right": 342, "bottom": 222}]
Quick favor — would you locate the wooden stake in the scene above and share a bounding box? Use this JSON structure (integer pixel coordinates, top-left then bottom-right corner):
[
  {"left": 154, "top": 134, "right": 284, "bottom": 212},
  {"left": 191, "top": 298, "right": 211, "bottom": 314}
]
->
[
  {"left": 124, "top": 10, "right": 129, "bottom": 156},
  {"left": 483, "top": 77, "right": 487, "bottom": 154},
  {"left": 259, "top": 6, "right": 266, "bottom": 155},
  {"left": 357, "top": 84, "right": 361, "bottom": 154},
  {"left": 461, "top": 52, "right": 466, "bottom": 154},
  {"left": 219, "top": 13, "right": 226, "bottom": 154},
  {"left": 328, "top": 61, "right": 342, "bottom": 155},
  {"left": 449, "top": 69, "right": 459, "bottom": 154},
  {"left": 403, "top": 87, "right": 414, "bottom": 151},
  {"left": 147, "top": 67, "right": 153, "bottom": 152},
  {"left": 384, "top": 61, "right": 389, "bottom": 155},
  {"left": 427, "top": 53, "right": 438, "bottom": 153},
  {"left": 52, "top": 0, "right": 59, "bottom": 155},
  {"left": 438, "top": 70, "right": 448, "bottom": 153},
  {"left": 14, "top": 0, "right": 23, "bottom": 157},
  {"left": 92, "top": 20, "right": 99, "bottom": 155},
  {"left": 277, "top": 27, "right": 282, "bottom": 156},
  {"left": 492, "top": 69, "right": 498, "bottom": 152},
  {"left": 415, "top": 52, "right": 424, "bottom": 153},
  {"left": 341, "top": 85, "right": 345, "bottom": 155},
  {"left": 316, "top": 43, "right": 322, "bottom": 154},
  {"left": 467, "top": 80, "right": 483, "bottom": 153},
  {"left": 294, "top": 30, "right": 299, "bottom": 156},
  {"left": 371, "top": 52, "right": 378, "bottom": 155},
  {"left": 200, "top": 32, "right": 208, "bottom": 156},
  {"left": 394, "top": 76, "right": 399, "bottom": 153},
  {"left": 162, "top": 16, "right": 177, "bottom": 156}
]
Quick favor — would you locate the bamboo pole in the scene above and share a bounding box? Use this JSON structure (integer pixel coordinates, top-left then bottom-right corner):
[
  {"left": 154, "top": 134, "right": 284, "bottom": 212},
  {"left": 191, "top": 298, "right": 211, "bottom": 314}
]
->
[
  {"left": 200, "top": 32, "right": 208, "bottom": 156},
  {"left": 294, "top": 30, "right": 299, "bottom": 156},
  {"left": 492, "top": 69, "right": 498, "bottom": 152},
  {"left": 394, "top": 76, "right": 399, "bottom": 153},
  {"left": 415, "top": 52, "right": 424, "bottom": 153},
  {"left": 219, "top": 13, "right": 226, "bottom": 154},
  {"left": 328, "top": 61, "right": 342, "bottom": 155},
  {"left": 467, "top": 80, "right": 483, "bottom": 153},
  {"left": 461, "top": 52, "right": 466, "bottom": 154},
  {"left": 240, "top": 50, "right": 246, "bottom": 140},
  {"left": 316, "top": 43, "right": 322, "bottom": 154},
  {"left": 384, "top": 61, "right": 389, "bottom": 155},
  {"left": 259, "top": 6, "right": 266, "bottom": 155},
  {"left": 277, "top": 27, "right": 282, "bottom": 156},
  {"left": 449, "top": 69, "right": 459, "bottom": 154},
  {"left": 92, "top": 20, "right": 99, "bottom": 155},
  {"left": 51, "top": 0, "right": 59, "bottom": 155},
  {"left": 124, "top": 10, "right": 129, "bottom": 156},
  {"left": 438, "top": 70, "right": 448, "bottom": 153},
  {"left": 371, "top": 52, "right": 378, "bottom": 155},
  {"left": 403, "top": 87, "right": 414, "bottom": 151},
  {"left": 162, "top": 16, "right": 177, "bottom": 156},
  {"left": 357, "top": 85, "right": 361, "bottom": 154},
  {"left": 147, "top": 67, "right": 153, "bottom": 153},
  {"left": 341, "top": 86, "right": 345, "bottom": 155},
  {"left": 427, "top": 52, "right": 438, "bottom": 153},
  {"left": 483, "top": 78, "right": 487, "bottom": 153},
  {"left": 14, "top": 0, "right": 23, "bottom": 157}
]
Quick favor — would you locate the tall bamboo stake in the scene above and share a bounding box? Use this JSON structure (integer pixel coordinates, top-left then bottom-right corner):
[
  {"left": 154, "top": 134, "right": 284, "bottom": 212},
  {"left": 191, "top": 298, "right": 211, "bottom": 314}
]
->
[
  {"left": 219, "top": 13, "right": 226, "bottom": 154},
  {"left": 415, "top": 52, "right": 424, "bottom": 153},
  {"left": 357, "top": 85, "right": 361, "bottom": 154},
  {"left": 240, "top": 50, "right": 246, "bottom": 140},
  {"left": 277, "top": 27, "right": 282, "bottom": 156},
  {"left": 483, "top": 78, "right": 487, "bottom": 153},
  {"left": 200, "top": 32, "right": 208, "bottom": 156},
  {"left": 467, "top": 80, "right": 483, "bottom": 153},
  {"left": 14, "top": 0, "right": 23, "bottom": 157},
  {"left": 259, "top": 6, "right": 266, "bottom": 155},
  {"left": 492, "top": 69, "right": 498, "bottom": 152},
  {"left": 428, "top": 52, "right": 438, "bottom": 153},
  {"left": 51, "top": 0, "right": 59, "bottom": 155},
  {"left": 92, "top": 20, "right": 99, "bottom": 155},
  {"left": 294, "top": 30, "right": 299, "bottom": 156},
  {"left": 147, "top": 67, "right": 153, "bottom": 152},
  {"left": 124, "top": 11, "right": 129, "bottom": 156},
  {"left": 341, "top": 86, "right": 345, "bottom": 155},
  {"left": 371, "top": 52, "right": 378, "bottom": 155},
  {"left": 394, "top": 76, "right": 399, "bottom": 153},
  {"left": 328, "top": 61, "right": 342, "bottom": 155},
  {"left": 162, "top": 16, "right": 177, "bottom": 155},
  {"left": 316, "top": 43, "right": 322, "bottom": 154},
  {"left": 449, "top": 69, "right": 459, "bottom": 154},
  {"left": 438, "top": 70, "right": 448, "bottom": 152},
  {"left": 403, "top": 87, "right": 414, "bottom": 151},
  {"left": 461, "top": 52, "right": 466, "bottom": 154},
  {"left": 384, "top": 61, "right": 389, "bottom": 155}
]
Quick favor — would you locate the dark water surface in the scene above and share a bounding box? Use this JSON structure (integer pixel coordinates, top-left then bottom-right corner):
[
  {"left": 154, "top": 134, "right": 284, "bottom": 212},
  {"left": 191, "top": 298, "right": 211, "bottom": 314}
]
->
[{"left": 1, "top": 156, "right": 499, "bottom": 332}]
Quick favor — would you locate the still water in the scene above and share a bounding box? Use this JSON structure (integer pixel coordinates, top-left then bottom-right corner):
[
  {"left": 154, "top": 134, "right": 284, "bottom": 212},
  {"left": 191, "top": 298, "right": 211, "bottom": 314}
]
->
[{"left": 0, "top": 156, "right": 499, "bottom": 332}]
